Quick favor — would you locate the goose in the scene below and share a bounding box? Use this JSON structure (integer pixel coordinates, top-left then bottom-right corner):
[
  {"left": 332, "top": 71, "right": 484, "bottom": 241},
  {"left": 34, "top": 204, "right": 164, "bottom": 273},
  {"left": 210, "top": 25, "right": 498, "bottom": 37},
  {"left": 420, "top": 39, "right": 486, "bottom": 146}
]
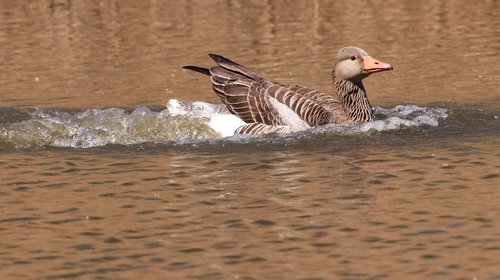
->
[{"left": 183, "top": 46, "right": 392, "bottom": 135}]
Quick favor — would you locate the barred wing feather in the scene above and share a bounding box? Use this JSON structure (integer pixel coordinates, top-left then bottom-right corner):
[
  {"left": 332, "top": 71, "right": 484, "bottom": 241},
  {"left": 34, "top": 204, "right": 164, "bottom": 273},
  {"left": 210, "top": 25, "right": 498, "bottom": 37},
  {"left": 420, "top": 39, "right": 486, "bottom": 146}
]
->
[{"left": 206, "top": 55, "right": 336, "bottom": 130}]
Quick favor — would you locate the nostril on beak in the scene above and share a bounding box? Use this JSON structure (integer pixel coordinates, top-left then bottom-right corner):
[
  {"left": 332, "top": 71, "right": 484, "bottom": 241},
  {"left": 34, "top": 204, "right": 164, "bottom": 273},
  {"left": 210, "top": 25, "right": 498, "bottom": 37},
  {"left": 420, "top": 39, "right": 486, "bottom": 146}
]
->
[{"left": 374, "top": 61, "right": 379, "bottom": 65}]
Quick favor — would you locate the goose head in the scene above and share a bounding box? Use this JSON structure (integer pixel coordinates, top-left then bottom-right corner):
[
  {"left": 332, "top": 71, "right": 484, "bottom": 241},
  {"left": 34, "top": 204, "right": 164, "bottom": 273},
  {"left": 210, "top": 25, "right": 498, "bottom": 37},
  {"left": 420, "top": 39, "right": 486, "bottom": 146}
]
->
[{"left": 333, "top": 46, "right": 393, "bottom": 84}]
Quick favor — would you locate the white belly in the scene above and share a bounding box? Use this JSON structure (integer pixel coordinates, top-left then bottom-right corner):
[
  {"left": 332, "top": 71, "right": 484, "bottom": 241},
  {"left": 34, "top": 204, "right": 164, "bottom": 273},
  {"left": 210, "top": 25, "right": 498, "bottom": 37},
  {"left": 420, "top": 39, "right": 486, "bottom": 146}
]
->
[
  {"left": 166, "top": 99, "right": 244, "bottom": 137},
  {"left": 209, "top": 114, "right": 245, "bottom": 137}
]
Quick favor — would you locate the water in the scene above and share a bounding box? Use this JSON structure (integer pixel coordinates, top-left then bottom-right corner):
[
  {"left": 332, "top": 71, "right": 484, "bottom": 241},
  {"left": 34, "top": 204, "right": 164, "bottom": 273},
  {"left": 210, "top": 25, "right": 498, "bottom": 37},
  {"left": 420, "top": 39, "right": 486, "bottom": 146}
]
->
[
  {"left": 0, "top": 104, "right": 453, "bottom": 149},
  {"left": 1, "top": 0, "right": 499, "bottom": 279}
]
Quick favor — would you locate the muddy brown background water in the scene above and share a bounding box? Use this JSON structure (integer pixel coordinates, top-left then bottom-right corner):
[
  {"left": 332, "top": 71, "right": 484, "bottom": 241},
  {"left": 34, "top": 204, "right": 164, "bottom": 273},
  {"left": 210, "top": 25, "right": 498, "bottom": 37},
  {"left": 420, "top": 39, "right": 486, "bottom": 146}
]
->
[
  {"left": 1, "top": 0, "right": 499, "bottom": 109},
  {"left": 0, "top": 0, "right": 499, "bottom": 279}
]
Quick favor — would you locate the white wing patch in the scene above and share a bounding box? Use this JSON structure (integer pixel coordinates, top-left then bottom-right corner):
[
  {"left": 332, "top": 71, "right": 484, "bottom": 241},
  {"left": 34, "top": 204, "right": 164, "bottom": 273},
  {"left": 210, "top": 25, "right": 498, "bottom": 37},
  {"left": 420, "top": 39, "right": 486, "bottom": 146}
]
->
[{"left": 268, "top": 97, "right": 311, "bottom": 131}]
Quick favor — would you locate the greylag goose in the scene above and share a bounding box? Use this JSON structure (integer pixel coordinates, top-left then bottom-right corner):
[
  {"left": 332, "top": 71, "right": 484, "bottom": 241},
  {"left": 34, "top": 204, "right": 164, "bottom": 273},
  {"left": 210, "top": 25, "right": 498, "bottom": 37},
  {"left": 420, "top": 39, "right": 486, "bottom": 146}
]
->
[{"left": 183, "top": 46, "right": 392, "bottom": 135}]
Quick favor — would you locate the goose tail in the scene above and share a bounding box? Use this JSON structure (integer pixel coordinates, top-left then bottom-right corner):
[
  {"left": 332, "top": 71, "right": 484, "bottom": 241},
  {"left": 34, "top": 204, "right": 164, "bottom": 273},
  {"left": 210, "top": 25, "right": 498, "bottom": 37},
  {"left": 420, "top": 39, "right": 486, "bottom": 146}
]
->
[{"left": 182, "top": 65, "right": 210, "bottom": 75}]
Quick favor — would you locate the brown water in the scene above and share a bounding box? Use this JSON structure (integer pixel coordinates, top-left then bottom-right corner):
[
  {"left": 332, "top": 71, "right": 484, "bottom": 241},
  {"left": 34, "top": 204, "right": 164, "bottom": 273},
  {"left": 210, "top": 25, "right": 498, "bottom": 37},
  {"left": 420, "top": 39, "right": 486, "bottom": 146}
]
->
[{"left": 0, "top": 0, "right": 499, "bottom": 279}]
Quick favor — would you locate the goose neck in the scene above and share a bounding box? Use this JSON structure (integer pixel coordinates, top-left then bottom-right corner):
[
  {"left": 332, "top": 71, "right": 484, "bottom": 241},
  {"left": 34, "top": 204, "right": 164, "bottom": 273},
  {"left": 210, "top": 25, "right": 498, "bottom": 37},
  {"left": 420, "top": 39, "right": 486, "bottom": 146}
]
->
[{"left": 332, "top": 75, "right": 374, "bottom": 122}]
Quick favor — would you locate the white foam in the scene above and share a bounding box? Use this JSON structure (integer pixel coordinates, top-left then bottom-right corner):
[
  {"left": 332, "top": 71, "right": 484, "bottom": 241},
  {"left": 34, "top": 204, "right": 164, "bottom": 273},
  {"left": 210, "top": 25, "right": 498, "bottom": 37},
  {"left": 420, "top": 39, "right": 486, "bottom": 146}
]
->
[
  {"left": 0, "top": 102, "right": 450, "bottom": 149},
  {"left": 165, "top": 99, "right": 449, "bottom": 136},
  {"left": 0, "top": 105, "right": 219, "bottom": 148},
  {"left": 166, "top": 99, "right": 230, "bottom": 119},
  {"left": 353, "top": 105, "right": 448, "bottom": 133}
]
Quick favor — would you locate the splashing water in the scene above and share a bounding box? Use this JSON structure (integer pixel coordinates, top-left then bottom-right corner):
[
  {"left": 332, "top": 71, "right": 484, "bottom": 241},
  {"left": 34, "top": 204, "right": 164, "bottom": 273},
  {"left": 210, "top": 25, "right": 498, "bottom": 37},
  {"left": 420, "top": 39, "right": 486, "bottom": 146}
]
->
[
  {"left": 0, "top": 106, "right": 218, "bottom": 149},
  {"left": 166, "top": 99, "right": 449, "bottom": 135},
  {"left": 346, "top": 104, "right": 448, "bottom": 133},
  {"left": 0, "top": 101, "right": 451, "bottom": 149}
]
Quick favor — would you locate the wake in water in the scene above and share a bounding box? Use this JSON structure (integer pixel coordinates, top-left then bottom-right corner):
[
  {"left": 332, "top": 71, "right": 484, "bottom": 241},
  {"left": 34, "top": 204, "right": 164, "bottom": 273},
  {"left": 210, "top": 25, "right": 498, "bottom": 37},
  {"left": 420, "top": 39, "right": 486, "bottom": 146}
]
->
[
  {"left": 0, "top": 101, "right": 449, "bottom": 149},
  {"left": 166, "top": 99, "right": 449, "bottom": 135},
  {"left": 0, "top": 106, "right": 218, "bottom": 149}
]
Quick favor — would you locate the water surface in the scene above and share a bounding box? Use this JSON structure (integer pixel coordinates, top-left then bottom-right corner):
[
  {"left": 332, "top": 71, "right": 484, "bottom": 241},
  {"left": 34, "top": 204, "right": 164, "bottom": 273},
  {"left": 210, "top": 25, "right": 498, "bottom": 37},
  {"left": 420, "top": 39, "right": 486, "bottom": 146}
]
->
[{"left": 0, "top": 0, "right": 499, "bottom": 279}]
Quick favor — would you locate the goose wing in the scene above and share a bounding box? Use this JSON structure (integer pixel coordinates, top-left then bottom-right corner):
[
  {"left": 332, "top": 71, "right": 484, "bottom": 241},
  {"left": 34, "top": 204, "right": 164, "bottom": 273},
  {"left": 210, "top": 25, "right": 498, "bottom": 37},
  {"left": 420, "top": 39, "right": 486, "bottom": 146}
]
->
[{"left": 206, "top": 54, "right": 335, "bottom": 130}]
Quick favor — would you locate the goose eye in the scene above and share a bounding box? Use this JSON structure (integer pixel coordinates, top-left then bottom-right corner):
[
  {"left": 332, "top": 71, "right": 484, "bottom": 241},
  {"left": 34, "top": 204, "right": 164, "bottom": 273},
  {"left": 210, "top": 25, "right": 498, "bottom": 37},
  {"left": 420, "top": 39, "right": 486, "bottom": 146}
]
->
[{"left": 350, "top": 56, "right": 356, "bottom": 61}]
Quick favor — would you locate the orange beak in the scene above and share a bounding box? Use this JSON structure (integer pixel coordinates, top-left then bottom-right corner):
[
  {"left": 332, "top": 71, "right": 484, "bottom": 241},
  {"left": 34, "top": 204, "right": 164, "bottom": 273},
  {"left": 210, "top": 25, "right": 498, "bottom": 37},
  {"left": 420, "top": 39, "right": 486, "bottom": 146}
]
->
[{"left": 362, "top": 56, "right": 393, "bottom": 74}]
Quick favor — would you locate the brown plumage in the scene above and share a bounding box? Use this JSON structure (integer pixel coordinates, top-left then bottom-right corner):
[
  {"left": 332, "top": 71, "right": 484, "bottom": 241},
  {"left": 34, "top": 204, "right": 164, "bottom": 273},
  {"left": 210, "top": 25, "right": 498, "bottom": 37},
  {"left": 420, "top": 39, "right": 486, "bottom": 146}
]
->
[{"left": 183, "top": 47, "right": 392, "bottom": 135}]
